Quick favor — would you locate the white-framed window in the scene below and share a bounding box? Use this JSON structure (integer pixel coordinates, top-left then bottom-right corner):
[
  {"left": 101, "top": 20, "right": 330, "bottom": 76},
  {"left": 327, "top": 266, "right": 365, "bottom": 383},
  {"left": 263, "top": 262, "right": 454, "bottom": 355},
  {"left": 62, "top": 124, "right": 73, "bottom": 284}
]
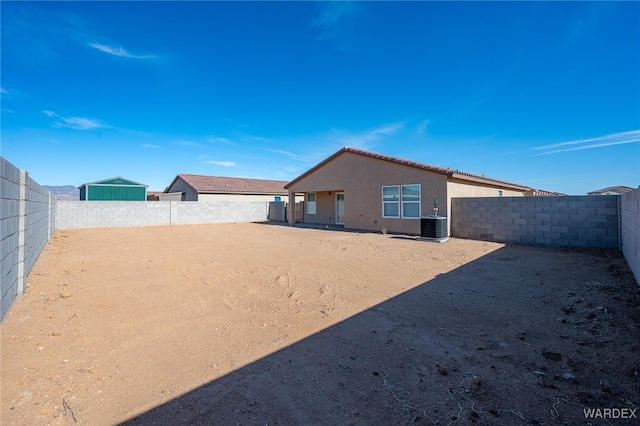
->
[
  {"left": 401, "top": 184, "right": 421, "bottom": 218},
  {"left": 382, "top": 184, "right": 421, "bottom": 219},
  {"left": 307, "top": 192, "right": 316, "bottom": 214},
  {"left": 382, "top": 186, "right": 400, "bottom": 218}
]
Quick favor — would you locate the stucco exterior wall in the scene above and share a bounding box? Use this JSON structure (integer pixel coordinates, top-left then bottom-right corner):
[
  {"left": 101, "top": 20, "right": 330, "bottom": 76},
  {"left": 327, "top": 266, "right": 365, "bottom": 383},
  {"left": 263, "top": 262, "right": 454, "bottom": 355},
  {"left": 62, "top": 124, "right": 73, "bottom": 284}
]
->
[
  {"left": 287, "top": 152, "right": 449, "bottom": 234},
  {"left": 166, "top": 177, "right": 198, "bottom": 201},
  {"left": 304, "top": 191, "right": 340, "bottom": 226},
  {"left": 158, "top": 192, "right": 183, "bottom": 201}
]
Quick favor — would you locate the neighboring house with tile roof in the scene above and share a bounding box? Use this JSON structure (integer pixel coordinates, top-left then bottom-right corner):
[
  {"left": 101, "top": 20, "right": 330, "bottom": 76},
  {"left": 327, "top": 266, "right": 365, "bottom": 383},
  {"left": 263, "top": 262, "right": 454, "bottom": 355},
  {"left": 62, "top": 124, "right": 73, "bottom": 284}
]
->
[
  {"left": 161, "top": 174, "right": 289, "bottom": 202},
  {"left": 146, "top": 191, "right": 162, "bottom": 201},
  {"left": 587, "top": 186, "right": 635, "bottom": 195},
  {"left": 525, "top": 189, "right": 566, "bottom": 196},
  {"left": 285, "top": 147, "right": 532, "bottom": 235}
]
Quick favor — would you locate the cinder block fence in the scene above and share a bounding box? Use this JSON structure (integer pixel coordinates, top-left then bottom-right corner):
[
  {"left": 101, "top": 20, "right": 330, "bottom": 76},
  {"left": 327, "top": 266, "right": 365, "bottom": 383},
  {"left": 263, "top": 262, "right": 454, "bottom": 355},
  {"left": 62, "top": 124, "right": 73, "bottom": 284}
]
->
[
  {"left": 451, "top": 195, "right": 620, "bottom": 248},
  {"left": 621, "top": 188, "right": 640, "bottom": 284},
  {"left": 1, "top": 157, "right": 56, "bottom": 322},
  {"left": 55, "top": 200, "right": 270, "bottom": 229}
]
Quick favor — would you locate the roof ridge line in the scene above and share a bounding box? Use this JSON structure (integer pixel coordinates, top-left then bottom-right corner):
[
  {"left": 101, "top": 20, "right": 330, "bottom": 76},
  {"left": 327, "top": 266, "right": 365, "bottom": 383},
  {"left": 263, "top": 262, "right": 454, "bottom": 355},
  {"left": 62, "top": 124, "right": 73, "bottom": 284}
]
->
[{"left": 179, "top": 173, "right": 288, "bottom": 182}]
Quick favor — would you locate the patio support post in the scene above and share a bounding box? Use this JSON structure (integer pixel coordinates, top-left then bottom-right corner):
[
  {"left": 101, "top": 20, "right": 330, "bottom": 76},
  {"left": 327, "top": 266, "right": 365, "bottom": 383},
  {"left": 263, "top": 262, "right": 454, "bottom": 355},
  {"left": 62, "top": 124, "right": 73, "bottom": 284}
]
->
[{"left": 288, "top": 190, "right": 296, "bottom": 226}]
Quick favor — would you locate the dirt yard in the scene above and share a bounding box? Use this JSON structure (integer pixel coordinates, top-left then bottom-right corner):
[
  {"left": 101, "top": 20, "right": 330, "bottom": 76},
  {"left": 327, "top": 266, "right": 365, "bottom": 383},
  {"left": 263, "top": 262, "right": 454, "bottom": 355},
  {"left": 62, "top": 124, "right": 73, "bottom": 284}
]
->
[{"left": 1, "top": 223, "right": 638, "bottom": 425}]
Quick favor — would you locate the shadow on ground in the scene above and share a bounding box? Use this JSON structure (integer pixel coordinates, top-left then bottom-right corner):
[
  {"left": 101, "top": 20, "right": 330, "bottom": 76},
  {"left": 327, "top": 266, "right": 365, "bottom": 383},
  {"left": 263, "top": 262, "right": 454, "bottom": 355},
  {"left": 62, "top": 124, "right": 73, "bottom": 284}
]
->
[{"left": 121, "top": 245, "right": 639, "bottom": 425}]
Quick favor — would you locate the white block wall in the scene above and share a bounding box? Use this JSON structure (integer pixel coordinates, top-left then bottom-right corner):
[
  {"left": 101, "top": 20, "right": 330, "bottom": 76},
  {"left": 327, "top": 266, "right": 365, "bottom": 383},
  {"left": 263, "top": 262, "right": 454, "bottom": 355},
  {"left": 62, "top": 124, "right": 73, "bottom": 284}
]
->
[
  {"left": 171, "top": 201, "right": 268, "bottom": 225},
  {"left": 1, "top": 158, "right": 21, "bottom": 321},
  {"left": 56, "top": 201, "right": 170, "bottom": 229},
  {"left": 1, "top": 157, "right": 56, "bottom": 322},
  {"left": 56, "top": 201, "right": 269, "bottom": 229},
  {"left": 25, "top": 177, "right": 55, "bottom": 275}
]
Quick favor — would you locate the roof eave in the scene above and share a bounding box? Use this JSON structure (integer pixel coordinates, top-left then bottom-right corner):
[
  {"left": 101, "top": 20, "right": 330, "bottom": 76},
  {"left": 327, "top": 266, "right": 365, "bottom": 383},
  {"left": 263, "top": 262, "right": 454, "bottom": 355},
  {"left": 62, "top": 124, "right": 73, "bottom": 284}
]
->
[
  {"left": 450, "top": 173, "right": 530, "bottom": 191},
  {"left": 197, "top": 191, "right": 288, "bottom": 195},
  {"left": 286, "top": 146, "right": 528, "bottom": 192}
]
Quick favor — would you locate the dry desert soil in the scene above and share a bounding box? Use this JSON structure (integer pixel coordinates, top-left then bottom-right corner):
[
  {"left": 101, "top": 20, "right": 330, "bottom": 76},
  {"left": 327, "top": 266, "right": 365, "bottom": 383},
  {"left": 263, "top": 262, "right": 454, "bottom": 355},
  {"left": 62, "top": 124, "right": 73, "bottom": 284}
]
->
[{"left": 1, "top": 222, "right": 639, "bottom": 425}]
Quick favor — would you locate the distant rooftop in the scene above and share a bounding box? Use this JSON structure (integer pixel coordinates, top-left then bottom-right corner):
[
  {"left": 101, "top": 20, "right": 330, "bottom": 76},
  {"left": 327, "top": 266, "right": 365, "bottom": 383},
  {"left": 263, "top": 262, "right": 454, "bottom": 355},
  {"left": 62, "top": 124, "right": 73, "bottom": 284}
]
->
[
  {"left": 587, "top": 185, "right": 635, "bottom": 195},
  {"left": 525, "top": 189, "right": 567, "bottom": 196},
  {"left": 171, "top": 174, "right": 288, "bottom": 195}
]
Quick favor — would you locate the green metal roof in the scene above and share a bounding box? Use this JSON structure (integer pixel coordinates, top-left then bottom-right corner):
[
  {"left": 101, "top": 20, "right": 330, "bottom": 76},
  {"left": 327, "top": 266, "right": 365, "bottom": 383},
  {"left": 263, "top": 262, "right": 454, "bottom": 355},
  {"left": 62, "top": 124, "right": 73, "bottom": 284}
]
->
[{"left": 78, "top": 176, "right": 148, "bottom": 189}]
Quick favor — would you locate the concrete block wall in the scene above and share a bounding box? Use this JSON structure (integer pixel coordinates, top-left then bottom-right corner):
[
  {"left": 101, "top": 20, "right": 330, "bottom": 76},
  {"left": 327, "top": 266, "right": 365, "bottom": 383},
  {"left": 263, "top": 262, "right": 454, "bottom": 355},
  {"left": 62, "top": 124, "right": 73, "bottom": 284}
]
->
[
  {"left": 1, "top": 157, "right": 56, "bottom": 322},
  {"left": 451, "top": 195, "right": 619, "bottom": 249},
  {"left": 267, "top": 201, "right": 286, "bottom": 222},
  {"left": 25, "top": 177, "right": 56, "bottom": 276},
  {"left": 56, "top": 200, "right": 269, "bottom": 229},
  {"left": 621, "top": 188, "right": 640, "bottom": 284},
  {"left": 171, "top": 201, "right": 268, "bottom": 225},
  {"left": 1, "top": 158, "right": 21, "bottom": 322},
  {"left": 56, "top": 201, "right": 170, "bottom": 229}
]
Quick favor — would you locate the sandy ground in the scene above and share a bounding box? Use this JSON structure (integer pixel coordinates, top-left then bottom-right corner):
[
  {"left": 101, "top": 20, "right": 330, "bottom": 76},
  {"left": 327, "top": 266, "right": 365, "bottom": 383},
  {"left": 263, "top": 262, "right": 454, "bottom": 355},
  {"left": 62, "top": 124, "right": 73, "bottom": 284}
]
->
[{"left": 1, "top": 222, "right": 638, "bottom": 425}]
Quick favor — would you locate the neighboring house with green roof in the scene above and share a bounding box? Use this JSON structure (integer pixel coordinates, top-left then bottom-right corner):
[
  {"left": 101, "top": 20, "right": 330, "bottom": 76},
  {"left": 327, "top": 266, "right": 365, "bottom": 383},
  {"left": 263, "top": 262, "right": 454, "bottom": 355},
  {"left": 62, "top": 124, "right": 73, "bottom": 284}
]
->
[{"left": 78, "top": 177, "right": 148, "bottom": 201}]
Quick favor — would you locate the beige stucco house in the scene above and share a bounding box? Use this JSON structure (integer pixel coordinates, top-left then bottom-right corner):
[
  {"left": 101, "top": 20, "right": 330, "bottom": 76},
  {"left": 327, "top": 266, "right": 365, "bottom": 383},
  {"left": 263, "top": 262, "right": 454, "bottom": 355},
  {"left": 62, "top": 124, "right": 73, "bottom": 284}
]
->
[
  {"left": 285, "top": 147, "right": 531, "bottom": 236},
  {"left": 162, "top": 174, "right": 289, "bottom": 202}
]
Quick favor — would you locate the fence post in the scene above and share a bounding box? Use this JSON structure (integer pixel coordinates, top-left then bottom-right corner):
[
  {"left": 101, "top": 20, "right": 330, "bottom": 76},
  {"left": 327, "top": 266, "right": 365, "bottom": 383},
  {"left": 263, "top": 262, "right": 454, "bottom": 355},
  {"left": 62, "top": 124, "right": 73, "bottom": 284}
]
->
[
  {"left": 48, "top": 192, "right": 52, "bottom": 239},
  {"left": 17, "top": 170, "right": 27, "bottom": 295},
  {"left": 617, "top": 195, "right": 622, "bottom": 250}
]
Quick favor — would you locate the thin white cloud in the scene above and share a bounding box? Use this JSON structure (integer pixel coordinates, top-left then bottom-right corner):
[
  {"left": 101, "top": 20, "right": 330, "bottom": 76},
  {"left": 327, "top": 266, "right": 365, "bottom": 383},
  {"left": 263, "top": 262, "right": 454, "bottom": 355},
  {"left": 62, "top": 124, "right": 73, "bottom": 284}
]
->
[
  {"left": 0, "top": 87, "right": 8, "bottom": 94},
  {"left": 87, "top": 42, "right": 155, "bottom": 59},
  {"left": 241, "top": 135, "right": 271, "bottom": 143},
  {"left": 142, "top": 144, "right": 161, "bottom": 149},
  {"left": 417, "top": 119, "right": 430, "bottom": 135},
  {"left": 203, "top": 160, "right": 236, "bottom": 167},
  {"left": 339, "top": 121, "right": 405, "bottom": 148},
  {"left": 266, "top": 122, "right": 406, "bottom": 168},
  {"left": 270, "top": 149, "right": 309, "bottom": 162},
  {"left": 534, "top": 130, "right": 640, "bottom": 155},
  {"left": 207, "top": 136, "right": 235, "bottom": 145},
  {"left": 314, "top": 1, "right": 360, "bottom": 40},
  {"left": 43, "top": 110, "right": 110, "bottom": 130},
  {"left": 176, "top": 140, "right": 205, "bottom": 148}
]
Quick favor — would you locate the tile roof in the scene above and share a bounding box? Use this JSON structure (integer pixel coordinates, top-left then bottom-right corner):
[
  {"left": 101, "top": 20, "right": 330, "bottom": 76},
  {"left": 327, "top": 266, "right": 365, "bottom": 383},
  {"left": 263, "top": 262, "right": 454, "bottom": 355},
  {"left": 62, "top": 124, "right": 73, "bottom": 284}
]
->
[
  {"left": 587, "top": 185, "right": 635, "bottom": 195},
  {"left": 526, "top": 189, "right": 566, "bottom": 196},
  {"left": 173, "top": 174, "right": 288, "bottom": 195},
  {"left": 286, "top": 147, "right": 531, "bottom": 191}
]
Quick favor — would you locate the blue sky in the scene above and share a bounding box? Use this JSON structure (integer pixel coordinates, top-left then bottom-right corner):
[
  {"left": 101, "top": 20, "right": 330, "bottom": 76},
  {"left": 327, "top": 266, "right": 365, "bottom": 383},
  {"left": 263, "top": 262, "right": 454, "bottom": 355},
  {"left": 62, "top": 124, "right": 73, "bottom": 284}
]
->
[{"left": 1, "top": 1, "right": 638, "bottom": 194}]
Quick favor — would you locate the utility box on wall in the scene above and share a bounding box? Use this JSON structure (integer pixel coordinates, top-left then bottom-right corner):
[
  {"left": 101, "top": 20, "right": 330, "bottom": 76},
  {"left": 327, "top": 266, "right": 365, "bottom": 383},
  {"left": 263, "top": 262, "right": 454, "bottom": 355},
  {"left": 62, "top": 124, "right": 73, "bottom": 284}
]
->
[{"left": 421, "top": 215, "right": 448, "bottom": 241}]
